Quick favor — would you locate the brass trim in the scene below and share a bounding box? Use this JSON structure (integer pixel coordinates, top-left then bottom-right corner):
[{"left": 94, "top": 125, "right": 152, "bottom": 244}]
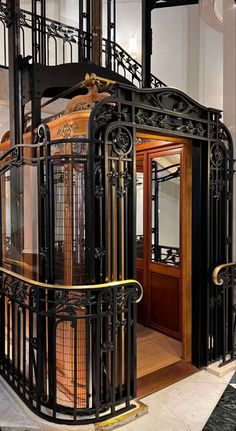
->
[
  {"left": 0, "top": 266, "right": 143, "bottom": 302},
  {"left": 212, "top": 262, "right": 236, "bottom": 286}
]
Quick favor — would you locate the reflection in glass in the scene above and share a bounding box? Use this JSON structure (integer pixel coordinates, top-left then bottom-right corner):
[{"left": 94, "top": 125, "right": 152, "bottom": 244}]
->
[
  {"left": 1, "top": 166, "right": 39, "bottom": 278},
  {"left": 151, "top": 154, "right": 180, "bottom": 265},
  {"left": 136, "top": 158, "right": 144, "bottom": 259}
]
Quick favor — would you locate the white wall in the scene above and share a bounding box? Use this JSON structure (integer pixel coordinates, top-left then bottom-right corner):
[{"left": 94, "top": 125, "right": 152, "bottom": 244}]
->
[
  {"left": 151, "top": 4, "right": 223, "bottom": 110},
  {"left": 152, "top": 6, "right": 188, "bottom": 92},
  {"left": 198, "top": 17, "right": 223, "bottom": 110}
]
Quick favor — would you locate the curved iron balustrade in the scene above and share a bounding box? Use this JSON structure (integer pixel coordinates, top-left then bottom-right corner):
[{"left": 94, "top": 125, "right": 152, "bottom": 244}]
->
[
  {"left": 0, "top": 266, "right": 142, "bottom": 424},
  {"left": 212, "top": 263, "right": 236, "bottom": 365},
  {"left": 0, "top": 266, "right": 143, "bottom": 298},
  {"left": 0, "top": 2, "right": 165, "bottom": 88}
]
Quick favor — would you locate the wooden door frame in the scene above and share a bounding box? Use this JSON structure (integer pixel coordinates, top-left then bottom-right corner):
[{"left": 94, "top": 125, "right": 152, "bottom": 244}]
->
[{"left": 136, "top": 132, "right": 192, "bottom": 362}]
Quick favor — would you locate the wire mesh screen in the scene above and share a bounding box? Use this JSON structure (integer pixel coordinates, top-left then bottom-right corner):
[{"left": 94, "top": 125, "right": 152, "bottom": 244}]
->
[
  {"left": 55, "top": 300, "right": 87, "bottom": 409},
  {"left": 53, "top": 162, "right": 87, "bottom": 285}
]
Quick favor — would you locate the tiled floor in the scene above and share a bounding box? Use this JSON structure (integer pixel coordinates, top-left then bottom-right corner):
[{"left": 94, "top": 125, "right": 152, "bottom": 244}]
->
[
  {"left": 203, "top": 371, "right": 236, "bottom": 431},
  {"left": 0, "top": 369, "right": 235, "bottom": 431},
  {"left": 120, "top": 370, "right": 236, "bottom": 431}
]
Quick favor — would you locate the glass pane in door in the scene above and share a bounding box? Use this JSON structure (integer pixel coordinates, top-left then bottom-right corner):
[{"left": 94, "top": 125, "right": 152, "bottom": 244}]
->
[{"left": 151, "top": 153, "right": 180, "bottom": 265}]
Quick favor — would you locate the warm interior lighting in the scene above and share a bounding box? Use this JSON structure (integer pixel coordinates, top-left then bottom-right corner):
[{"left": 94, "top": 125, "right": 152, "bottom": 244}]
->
[{"left": 128, "top": 35, "right": 138, "bottom": 59}]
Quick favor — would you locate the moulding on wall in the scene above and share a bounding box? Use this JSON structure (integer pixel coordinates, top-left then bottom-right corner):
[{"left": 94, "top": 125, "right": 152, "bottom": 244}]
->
[{"left": 199, "top": 0, "right": 223, "bottom": 32}]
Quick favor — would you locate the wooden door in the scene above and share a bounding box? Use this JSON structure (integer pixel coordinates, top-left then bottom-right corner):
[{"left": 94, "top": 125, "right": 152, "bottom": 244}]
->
[{"left": 136, "top": 135, "right": 192, "bottom": 359}]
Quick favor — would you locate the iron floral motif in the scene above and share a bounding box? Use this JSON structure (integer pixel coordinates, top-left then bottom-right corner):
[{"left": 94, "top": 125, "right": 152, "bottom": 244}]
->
[
  {"left": 94, "top": 105, "right": 118, "bottom": 132},
  {"left": 210, "top": 178, "right": 226, "bottom": 200},
  {"left": 42, "top": 290, "right": 96, "bottom": 317},
  {"left": 107, "top": 168, "right": 132, "bottom": 198},
  {"left": 47, "top": 22, "right": 79, "bottom": 44},
  {"left": 101, "top": 341, "right": 114, "bottom": 352},
  {"left": 211, "top": 143, "right": 224, "bottom": 168},
  {"left": 135, "top": 108, "right": 206, "bottom": 137},
  {"left": 143, "top": 91, "right": 205, "bottom": 118},
  {"left": 0, "top": 276, "right": 29, "bottom": 304},
  {"left": 210, "top": 143, "right": 227, "bottom": 200},
  {"left": 95, "top": 247, "right": 106, "bottom": 259},
  {"left": 112, "top": 130, "right": 132, "bottom": 156},
  {"left": 95, "top": 185, "right": 104, "bottom": 198}
]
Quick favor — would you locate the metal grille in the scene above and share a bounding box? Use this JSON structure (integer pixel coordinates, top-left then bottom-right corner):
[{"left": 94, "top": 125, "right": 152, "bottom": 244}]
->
[
  {"left": 0, "top": 269, "right": 141, "bottom": 424},
  {"left": 53, "top": 163, "right": 87, "bottom": 285},
  {"left": 55, "top": 308, "right": 86, "bottom": 409}
]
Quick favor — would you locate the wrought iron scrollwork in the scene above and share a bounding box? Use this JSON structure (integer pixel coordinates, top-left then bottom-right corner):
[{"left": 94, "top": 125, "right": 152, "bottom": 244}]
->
[
  {"left": 135, "top": 108, "right": 206, "bottom": 137},
  {"left": 212, "top": 263, "right": 236, "bottom": 364},
  {"left": 0, "top": 266, "right": 142, "bottom": 424},
  {"left": 143, "top": 91, "right": 205, "bottom": 118},
  {"left": 210, "top": 142, "right": 227, "bottom": 200}
]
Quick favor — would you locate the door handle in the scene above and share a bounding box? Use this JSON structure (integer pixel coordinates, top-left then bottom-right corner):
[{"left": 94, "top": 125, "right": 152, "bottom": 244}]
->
[{"left": 212, "top": 262, "right": 236, "bottom": 286}]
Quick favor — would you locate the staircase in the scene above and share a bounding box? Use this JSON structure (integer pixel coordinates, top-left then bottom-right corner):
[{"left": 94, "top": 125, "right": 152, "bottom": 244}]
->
[{"left": 0, "top": 1, "right": 166, "bottom": 90}]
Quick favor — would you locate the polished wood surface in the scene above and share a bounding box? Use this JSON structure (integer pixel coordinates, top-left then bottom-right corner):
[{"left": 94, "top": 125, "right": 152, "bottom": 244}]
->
[
  {"left": 137, "top": 324, "right": 182, "bottom": 378},
  {"left": 137, "top": 360, "right": 197, "bottom": 399}
]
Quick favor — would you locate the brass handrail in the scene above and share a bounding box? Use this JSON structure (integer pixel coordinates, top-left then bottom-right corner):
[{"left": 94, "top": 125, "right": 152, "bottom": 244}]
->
[
  {"left": 212, "top": 262, "right": 236, "bottom": 286},
  {"left": 0, "top": 266, "right": 143, "bottom": 302}
]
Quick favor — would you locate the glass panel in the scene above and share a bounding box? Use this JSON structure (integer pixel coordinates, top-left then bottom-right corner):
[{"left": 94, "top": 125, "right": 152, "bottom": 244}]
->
[
  {"left": 151, "top": 154, "right": 180, "bottom": 266},
  {"left": 136, "top": 158, "right": 144, "bottom": 259},
  {"left": 1, "top": 165, "right": 39, "bottom": 279}
]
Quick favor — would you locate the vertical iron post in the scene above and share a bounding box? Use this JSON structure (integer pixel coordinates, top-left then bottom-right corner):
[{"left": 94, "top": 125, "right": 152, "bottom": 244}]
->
[
  {"left": 92, "top": 0, "right": 102, "bottom": 66},
  {"left": 31, "top": 0, "right": 47, "bottom": 133},
  {"left": 142, "top": 0, "right": 153, "bottom": 88},
  {"left": 7, "top": 0, "right": 23, "bottom": 146},
  {"left": 106, "top": 0, "right": 116, "bottom": 69},
  {"left": 40, "top": 0, "right": 47, "bottom": 65}
]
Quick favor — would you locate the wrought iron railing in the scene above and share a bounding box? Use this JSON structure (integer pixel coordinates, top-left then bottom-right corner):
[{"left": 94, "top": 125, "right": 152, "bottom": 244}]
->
[
  {"left": 212, "top": 263, "right": 236, "bottom": 366},
  {"left": 0, "top": 267, "right": 142, "bottom": 424},
  {"left": 152, "top": 244, "right": 180, "bottom": 265},
  {"left": 0, "top": 2, "right": 166, "bottom": 88},
  {"left": 136, "top": 235, "right": 180, "bottom": 265}
]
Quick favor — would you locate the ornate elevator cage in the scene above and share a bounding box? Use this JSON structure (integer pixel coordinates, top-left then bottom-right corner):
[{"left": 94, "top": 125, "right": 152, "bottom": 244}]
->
[
  {"left": 0, "top": 75, "right": 235, "bottom": 423},
  {"left": 0, "top": 0, "right": 235, "bottom": 426}
]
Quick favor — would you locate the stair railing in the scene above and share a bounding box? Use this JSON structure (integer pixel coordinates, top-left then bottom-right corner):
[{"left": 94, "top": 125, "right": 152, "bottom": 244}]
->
[{"left": 0, "top": 1, "right": 166, "bottom": 88}]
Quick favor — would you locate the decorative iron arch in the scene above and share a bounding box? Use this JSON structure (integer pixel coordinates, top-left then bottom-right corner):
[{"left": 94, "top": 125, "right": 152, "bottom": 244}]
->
[{"left": 88, "top": 82, "right": 234, "bottom": 367}]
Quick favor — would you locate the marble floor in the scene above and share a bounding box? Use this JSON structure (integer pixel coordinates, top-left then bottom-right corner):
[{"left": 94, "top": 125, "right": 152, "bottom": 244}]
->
[{"left": 0, "top": 369, "right": 235, "bottom": 431}]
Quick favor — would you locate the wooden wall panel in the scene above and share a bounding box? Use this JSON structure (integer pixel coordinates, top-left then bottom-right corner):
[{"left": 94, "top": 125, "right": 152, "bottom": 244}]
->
[{"left": 149, "top": 272, "right": 181, "bottom": 340}]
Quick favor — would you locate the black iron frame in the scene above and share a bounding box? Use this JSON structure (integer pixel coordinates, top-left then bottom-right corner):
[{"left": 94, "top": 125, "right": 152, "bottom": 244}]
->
[
  {"left": 0, "top": 68, "right": 234, "bottom": 425},
  {"left": 0, "top": 0, "right": 235, "bottom": 424}
]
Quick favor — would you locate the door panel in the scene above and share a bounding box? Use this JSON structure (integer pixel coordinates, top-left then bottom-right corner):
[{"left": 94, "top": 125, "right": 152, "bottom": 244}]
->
[{"left": 149, "top": 271, "right": 180, "bottom": 338}]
